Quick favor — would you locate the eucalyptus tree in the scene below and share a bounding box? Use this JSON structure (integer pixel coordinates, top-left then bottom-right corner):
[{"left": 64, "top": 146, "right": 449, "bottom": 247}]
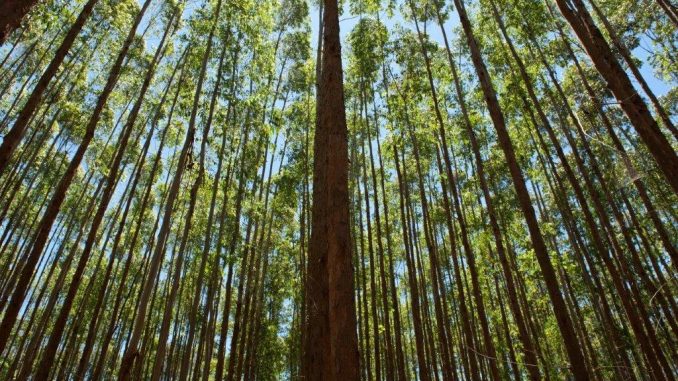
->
[
  {"left": 0, "top": 0, "right": 676, "bottom": 380},
  {"left": 553, "top": 0, "right": 678, "bottom": 193},
  {"left": 303, "top": 0, "right": 360, "bottom": 379}
]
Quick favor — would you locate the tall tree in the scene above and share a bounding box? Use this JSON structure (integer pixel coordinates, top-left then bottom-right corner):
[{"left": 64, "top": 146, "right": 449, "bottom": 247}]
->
[
  {"left": 0, "top": 0, "right": 152, "bottom": 354},
  {"left": 451, "top": 0, "right": 591, "bottom": 378},
  {"left": 1, "top": 1, "right": 676, "bottom": 380},
  {"left": 303, "top": 0, "right": 360, "bottom": 380}
]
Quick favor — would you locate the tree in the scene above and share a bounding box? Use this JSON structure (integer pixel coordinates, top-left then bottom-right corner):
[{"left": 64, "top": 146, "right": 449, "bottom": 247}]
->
[{"left": 304, "top": 0, "right": 360, "bottom": 380}]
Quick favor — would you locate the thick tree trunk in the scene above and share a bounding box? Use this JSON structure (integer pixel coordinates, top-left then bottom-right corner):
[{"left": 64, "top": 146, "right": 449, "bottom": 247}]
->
[{"left": 303, "top": 0, "right": 360, "bottom": 380}]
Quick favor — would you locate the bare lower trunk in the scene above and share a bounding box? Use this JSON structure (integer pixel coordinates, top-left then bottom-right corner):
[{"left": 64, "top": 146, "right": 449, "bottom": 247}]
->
[{"left": 303, "top": 0, "right": 360, "bottom": 380}]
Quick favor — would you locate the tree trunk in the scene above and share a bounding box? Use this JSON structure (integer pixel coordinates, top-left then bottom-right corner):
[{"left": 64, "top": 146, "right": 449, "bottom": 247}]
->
[
  {"left": 0, "top": 0, "right": 151, "bottom": 355},
  {"left": 303, "top": 0, "right": 360, "bottom": 380},
  {"left": 588, "top": 0, "right": 677, "bottom": 139},
  {"left": 653, "top": 0, "right": 678, "bottom": 27},
  {"left": 393, "top": 144, "right": 431, "bottom": 381}
]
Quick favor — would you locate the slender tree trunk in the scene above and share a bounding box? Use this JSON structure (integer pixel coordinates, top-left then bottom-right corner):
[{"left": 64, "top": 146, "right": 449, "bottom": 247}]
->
[
  {"left": 116, "top": 2, "right": 223, "bottom": 378},
  {"left": 653, "top": 0, "right": 678, "bottom": 27},
  {"left": 31, "top": 13, "right": 172, "bottom": 378},
  {"left": 177, "top": 30, "right": 229, "bottom": 381},
  {"left": 359, "top": 132, "right": 383, "bottom": 381},
  {"left": 0, "top": 0, "right": 151, "bottom": 354},
  {"left": 364, "top": 85, "right": 396, "bottom": 381},
  {"left": 394, "top": 144, "right": 431, "bottom": 381},
  {"left": 214, "top": 121, "right": 251, "bottom": 381},
  {"left": 373, "top": 85, "right": 408, "bottom": 380},
  {"left": 435, "top": 7, "right": 541, "bottom": 379},
  {"left": 588, "top": 0, "right": 677, "bottom": 139}
]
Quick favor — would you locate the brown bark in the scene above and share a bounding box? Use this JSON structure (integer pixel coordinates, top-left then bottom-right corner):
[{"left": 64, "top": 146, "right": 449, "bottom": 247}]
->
[
  {"left": 364, "top": 86, "right": 397, "bottom": 381},
  {"left": 529, "top": 18, "right": 678, "bottom": 266},
  {"left": 0, "top": 0, "right": 151, "bottom": 355},
  {"left": 588, "top": 0, "right": 677, "bottom": 140},
  {"left": 303, "top": 0, "right": 360, "bottom": 380},
  {"left": 214, "top": 121, "right": 251, "bottom": 381},
  {"left": 31, "top": 14, "right": 172, "bottom": 379},
  {"left": 116, "top": 2, "right": 222, "bottom": 378},
  {"left": 89, "top": 57, "right": 184, "bottom": 381},
  {"left": 394, "top": 145, "right": 431, "bottom": 381},
  {"left": 359, "top": 134, "right": 383, "bottom": 381},
  {"left": 654, "top": 0, "right": 678, "bottom": 27},
  {"left": 435, "top": 7, "right": 541, "bottom": 378},
  {"left": 178, "top": 31, "right": 229, "bottom": 381}
]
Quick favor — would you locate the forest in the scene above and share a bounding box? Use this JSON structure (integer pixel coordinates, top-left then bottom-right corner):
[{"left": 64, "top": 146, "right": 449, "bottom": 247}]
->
[{"left": 0, "top": 0, "right": 676, "bottom": 379}]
